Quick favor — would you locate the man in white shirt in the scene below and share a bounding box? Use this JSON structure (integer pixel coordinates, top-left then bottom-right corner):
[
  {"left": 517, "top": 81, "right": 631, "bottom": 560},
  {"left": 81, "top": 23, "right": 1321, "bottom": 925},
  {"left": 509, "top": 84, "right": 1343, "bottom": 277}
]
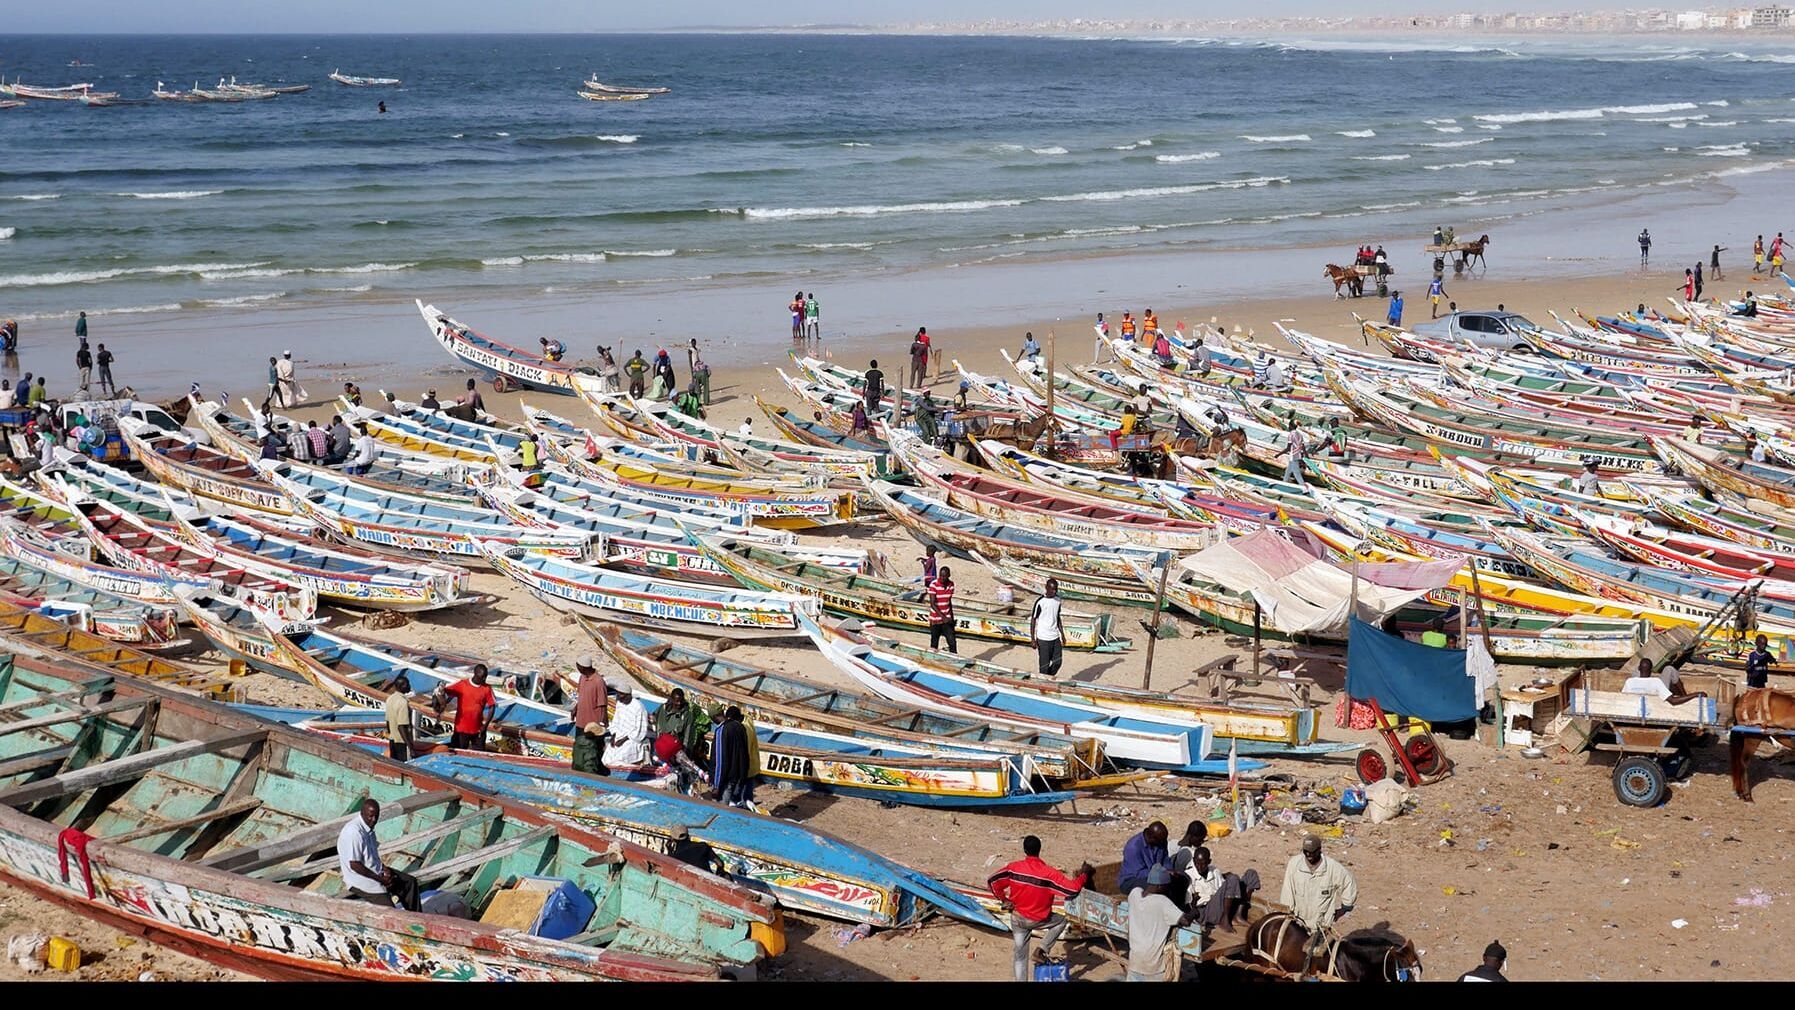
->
[
  {"left": 337, "top": 798, "right": 421, "bottom": 911},
  {"left": 1125, "top": 865, "right": 1194, "bottom": 982},
  {"left": 738, "top": 418, "right": 753, "bottom": 438},
  {"left": 1281, "top": 420, "right": 1308, "bottom": 486},
  {"left": 1573, "top": 459, "right": 1601, "bottom": 497},
  {"left": 346, "top": 424, "right": 378, "bottom": 476},
  {"left": 603, "top": 683, "right": 653, "bottom": 768},
  {"left": 1185, "top": 846, "right": 1260, "bottom": 933},
  {"left": 1030, "top": 578, "right": 1064, "bottom": 678},
  {"left": 1281, "top": 836, "right": 1357, "bottom": 936}
]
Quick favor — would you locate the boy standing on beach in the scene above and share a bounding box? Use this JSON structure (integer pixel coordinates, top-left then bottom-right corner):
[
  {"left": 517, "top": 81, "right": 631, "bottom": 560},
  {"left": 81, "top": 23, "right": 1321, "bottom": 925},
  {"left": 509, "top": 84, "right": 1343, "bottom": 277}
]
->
[
  {"left": 805, "top": 293, "right": 820, "bottom": 346},
  {"left": 1755, "top": 235, "right": 1766, "bottom": 275},
  {"left": 1386, "top": 290, "right": 1403, "bottom": 328},
  {"left": 1428, "top": 276, "right": 1448, "bottom": 319}
]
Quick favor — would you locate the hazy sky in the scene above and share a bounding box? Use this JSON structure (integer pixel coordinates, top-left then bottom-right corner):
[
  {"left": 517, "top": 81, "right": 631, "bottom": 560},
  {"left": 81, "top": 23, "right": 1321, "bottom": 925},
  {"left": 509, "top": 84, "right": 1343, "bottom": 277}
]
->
[{"left": 9, "top": 1, "right": 1624, "bottom": 33}]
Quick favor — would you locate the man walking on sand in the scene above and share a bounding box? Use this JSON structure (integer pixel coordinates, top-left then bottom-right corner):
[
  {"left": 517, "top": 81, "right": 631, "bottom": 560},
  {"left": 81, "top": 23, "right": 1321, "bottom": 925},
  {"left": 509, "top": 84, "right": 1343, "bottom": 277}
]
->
[
  {"left": 909, "top": 330, "right": 929, "bottom": 390},
  {"left": 95, "top": 343, "right": 115, "bottom": 396},
  {"left": 1386, "top": 290, "right": 1403, "bottom": 328},
  {"left": 1638, "top": 228, "right": 1652, "bottom": 267},
  {"left": 74, "top": 310, "right": 87, "bottom": 341},
  {"left": 1428, "top": 276, "right": 1448, "bottom": 320},
  {"left": 1695, "top": 262, "right": 1705, "bottom": 301},
  {"left": 275, "top": 351, "right": 298, "bottom": 408},
  {"left": 1713, "top": 244, "right": 1726, "bottom": 281},
  {"left": 1030, "top": 578, "right": 1064, "bottom": 678},
  {"left": 75, "top": 339, "right": 91, "bottom": 396}
]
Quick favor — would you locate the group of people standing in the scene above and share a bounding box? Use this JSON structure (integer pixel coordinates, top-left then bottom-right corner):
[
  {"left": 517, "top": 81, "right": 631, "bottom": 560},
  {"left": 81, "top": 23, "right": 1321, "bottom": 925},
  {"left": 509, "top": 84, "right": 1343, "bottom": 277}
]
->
[{"left": 789, "top": 291, "right": 822, "bottom": 347}]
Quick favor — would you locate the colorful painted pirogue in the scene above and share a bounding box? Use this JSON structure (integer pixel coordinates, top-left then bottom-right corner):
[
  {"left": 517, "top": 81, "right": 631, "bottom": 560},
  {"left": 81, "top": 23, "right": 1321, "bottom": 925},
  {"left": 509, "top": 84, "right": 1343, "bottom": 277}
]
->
[
  {"left": 0, "top": 654, "right": 782, "bottom": 980},
  {"left": 418, "top": 299, "right": 595, "bottom": 395},
  {"left": 696, "top": 534, "right": 1128, "bottom": 651}
]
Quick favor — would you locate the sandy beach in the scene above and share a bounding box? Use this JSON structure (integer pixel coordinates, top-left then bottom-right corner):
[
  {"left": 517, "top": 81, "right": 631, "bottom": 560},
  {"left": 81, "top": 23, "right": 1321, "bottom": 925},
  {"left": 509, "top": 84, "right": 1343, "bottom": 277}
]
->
[{"left": 8, "top": 230, "right": 1795, "bottom": 981}]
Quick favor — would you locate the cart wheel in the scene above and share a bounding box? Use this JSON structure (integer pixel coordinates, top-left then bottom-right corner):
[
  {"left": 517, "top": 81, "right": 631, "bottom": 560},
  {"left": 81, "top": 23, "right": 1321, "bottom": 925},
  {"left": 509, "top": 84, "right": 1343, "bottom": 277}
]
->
[
  {"left": 1663, "top": 748, "right": 1695, "bottom": 782},
  {"left": 1614, "top": 756, "right": 1668, "bottom": 807},
  {"left": 1405, "top": 733, "right": 1447, "bottom": 778},
  {"left": 1355, "top": 747, "right": 1388, "bottom": 784},
  {"left": 491, "top": 374, "right": 517, "bottom": 394}
]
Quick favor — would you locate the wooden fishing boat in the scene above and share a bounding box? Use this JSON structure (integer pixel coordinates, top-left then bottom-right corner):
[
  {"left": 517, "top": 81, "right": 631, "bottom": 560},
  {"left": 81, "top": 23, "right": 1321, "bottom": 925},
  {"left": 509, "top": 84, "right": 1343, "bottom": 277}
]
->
[
  {"left": 408, "top": 751, "right": 997, "bottom": 930},
  {"left": 417, "top": 301, "right": 596, "bottom": 395},
  {"left": 840, "top": 623, "right": 1331, "bottom": 753},
  {"left": 861, "top": 480, "right": 1167, "bottom": 583},
  {"left": 356, "top": 409, "right": 499, "bottom": 465},
  {"left": 0, "top": 655, "right": 782, "bottom": 980},
  {"left": 329, "top": 70, "right": 401, "bottom": 86},
  {"left": 1639, "top": 485, "right": 1795, "bottom": 554},
  {"left": 801, "top": 611, "right": 1222, "bottom": 773},
  {"left": 0, "top": 474, "right": 93, "bottom": 542},
  {"left": 0, "top": 600, "right": 220, "bottom": 692},
  {"left": 587, "top": 619, "right": 1111, "bottom": 788},
  {"left": 188, "top": 402, "right": 476, "bottom": 505},
  {"left": 0, "top": 523, "right": 194, "bottom": 609},
  {"left": 892, "top": 432, "right": 1218, "bottom": 551},
  {"left": 119, "top": 418, "right": 292, "bottom": 516},
  {"left": 629, "top": 397, "right": 883, "bottom": 479},
  {"left": 478, "top": 541, "right": 813, "bottom": 640},
  {"left": 582, "top": 78, "right": 670, "bottom": 95},
  {"left": 38, "top": 453, "right": 205, "bottom": 523},
  {"left": 1653, "top": 435, "right": 1795, "bottom": 511},
  {"left": 0, "top": 551, "right": 183, "bottom": 648},
  {"left": 756, "top": 397, "right": 889, "bottom": 455},
  {"left": 695, "top": 534, "right": 1128, "bottom": 651},
  {"left": 570, "top": 458, "right": 854, "bottom": 530},
  {"left": 1575, "top": 509, "right": 1795, "bottom": 583},
  {"left": 165, "top": 512, "right": 473, "bottom": 612},
  {"left": 578, "top": 91, "right": 651, "bottom": 101},
  {"left": 259, "top": 466, "right": 598, "bottom": 565}
]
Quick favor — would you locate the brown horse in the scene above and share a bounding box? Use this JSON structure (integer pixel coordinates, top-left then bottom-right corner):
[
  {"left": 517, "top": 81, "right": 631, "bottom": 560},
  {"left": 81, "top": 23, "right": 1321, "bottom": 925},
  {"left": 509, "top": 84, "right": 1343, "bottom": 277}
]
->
[
  {"left": 1456, "top": 235, "right": 1491, "bottom": 272},
  {"left": 1729, "top": 687, "right": 1795, "bottom": 800},
  {"left": 1323, "top": 264, "right": 1364, "bottom": 299},
  {"left": 1247, "top": 913, "right": 1423, "bottom": 981}
]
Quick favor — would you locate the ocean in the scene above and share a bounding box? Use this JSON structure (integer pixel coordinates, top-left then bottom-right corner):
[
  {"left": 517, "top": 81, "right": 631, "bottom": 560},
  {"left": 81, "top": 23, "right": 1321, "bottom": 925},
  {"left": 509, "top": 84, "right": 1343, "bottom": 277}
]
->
[{"left": 2, "top": 32, "right": 1793, "bottom": 393}]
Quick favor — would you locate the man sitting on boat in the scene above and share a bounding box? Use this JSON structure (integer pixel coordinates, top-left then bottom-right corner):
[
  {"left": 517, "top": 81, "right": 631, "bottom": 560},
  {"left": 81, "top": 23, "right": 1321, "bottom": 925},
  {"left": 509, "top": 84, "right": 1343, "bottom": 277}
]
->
[
  {"left": 539, "top": 337, "right": 566, "bottom": 362},
  {"left": 339, "top": 798, "right": 422, "bottom": 911}
]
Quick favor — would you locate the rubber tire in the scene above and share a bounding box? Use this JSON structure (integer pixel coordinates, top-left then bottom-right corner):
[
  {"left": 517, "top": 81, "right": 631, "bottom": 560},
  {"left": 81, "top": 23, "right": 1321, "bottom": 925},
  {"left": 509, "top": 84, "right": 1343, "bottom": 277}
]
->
[
  {"left": 1614, "top": 755, "right": 1668, "bottom": 807},
  {"left": 1405, "top": 734, "right": 1447, "bottom": 778},
  {"left": 1356, "top": 748, "right": 1388, "bottom": 784},
  {"left": 492, "top": 374, "right": 516, "bottom": 394}
]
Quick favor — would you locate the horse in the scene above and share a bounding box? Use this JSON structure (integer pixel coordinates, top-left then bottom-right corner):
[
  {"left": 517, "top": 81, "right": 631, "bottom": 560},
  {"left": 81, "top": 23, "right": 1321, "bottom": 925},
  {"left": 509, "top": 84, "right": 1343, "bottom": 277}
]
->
[
  {"left": 1729, "top": 687, "right": 1795, "bottom": 801},
  {"left": 1247, "top": 913, "right": 1423, "bottom": 981},
  {"left": 1323, "top": 265, "right": 1364, "bottom": 299},
  {"left": 1456, "top": 234, "right": 1491, "bottom": 272}
]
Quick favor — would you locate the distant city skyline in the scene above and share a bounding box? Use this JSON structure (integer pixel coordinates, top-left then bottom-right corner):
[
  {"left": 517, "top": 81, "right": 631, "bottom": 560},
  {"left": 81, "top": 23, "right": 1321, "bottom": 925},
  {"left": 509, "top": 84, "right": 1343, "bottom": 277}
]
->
[{"left": 9, "top": 2, "right": 1795, "bottom": 34}]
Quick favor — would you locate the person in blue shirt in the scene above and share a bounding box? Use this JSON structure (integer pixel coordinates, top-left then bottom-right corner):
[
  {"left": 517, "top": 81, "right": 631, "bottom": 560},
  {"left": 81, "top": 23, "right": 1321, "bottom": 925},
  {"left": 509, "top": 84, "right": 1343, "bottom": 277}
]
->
[
  {"left": 1747, "top": 634, "right": 1774, "bottom": 689},
  {"left": 1021, "top": 331, "right": 1041, "bottom": 362},
  {"left": 1387, "top": 290, "right": 1404, "bottom": 328},
  {"left": 1117, "top": 820, "right": 1169, "bottom": 895},
  {"left": 1428, "top": 276, "right": 1449, "bottom": 319}
]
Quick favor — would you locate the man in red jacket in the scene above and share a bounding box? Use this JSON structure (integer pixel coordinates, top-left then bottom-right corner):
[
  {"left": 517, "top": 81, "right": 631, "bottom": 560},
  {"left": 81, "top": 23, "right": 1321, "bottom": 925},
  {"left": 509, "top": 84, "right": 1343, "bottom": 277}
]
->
[{"left": 988, "top": 835, "right": 1094, "bottom": 981}]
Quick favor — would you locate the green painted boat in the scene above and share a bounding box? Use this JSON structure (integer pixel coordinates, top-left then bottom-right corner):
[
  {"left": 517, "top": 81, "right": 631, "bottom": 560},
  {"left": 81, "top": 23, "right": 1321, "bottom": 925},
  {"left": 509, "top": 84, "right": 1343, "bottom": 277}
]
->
[{"left": 0, "top": 654, "right": 782, "bottom": 981}]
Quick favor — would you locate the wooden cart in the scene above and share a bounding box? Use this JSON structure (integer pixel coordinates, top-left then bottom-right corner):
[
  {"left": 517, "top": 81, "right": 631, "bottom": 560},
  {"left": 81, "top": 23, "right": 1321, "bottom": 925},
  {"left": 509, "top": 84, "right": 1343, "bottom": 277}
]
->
[{"left": 1562, "top": 667, "right": 1734, "bottom": 807}]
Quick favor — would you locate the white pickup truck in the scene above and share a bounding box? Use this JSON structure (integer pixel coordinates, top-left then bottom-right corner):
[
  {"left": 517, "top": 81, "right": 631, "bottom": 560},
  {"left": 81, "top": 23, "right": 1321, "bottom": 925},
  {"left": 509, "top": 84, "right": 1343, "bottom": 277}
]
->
[{"left": 1408, "top": 310, "right": 1540, "bottom": 352}]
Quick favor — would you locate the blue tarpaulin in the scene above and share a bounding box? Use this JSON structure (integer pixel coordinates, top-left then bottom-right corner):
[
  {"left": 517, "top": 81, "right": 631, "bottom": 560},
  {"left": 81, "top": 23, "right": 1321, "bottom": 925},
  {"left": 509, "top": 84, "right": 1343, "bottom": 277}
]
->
[{"left": 1345, "top": 618, "right": 1477, "bottom": 722}]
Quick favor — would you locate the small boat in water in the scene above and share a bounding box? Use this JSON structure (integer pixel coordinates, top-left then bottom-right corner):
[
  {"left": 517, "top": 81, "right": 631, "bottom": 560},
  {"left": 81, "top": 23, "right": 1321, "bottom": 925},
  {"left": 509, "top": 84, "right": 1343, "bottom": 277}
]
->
[
  {"left": 329, "top": 70, "right": 401, "bottom": 87},
  {"left": 582, "top": 77, "right": 670, "bottom": 95},
  {"left": 578, "top": 91, "right": 652, "bottom": 102}
]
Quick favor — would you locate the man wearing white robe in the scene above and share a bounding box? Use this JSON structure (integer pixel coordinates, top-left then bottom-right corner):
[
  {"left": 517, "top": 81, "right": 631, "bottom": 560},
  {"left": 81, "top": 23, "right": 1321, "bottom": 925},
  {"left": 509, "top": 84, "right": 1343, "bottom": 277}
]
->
[{"left": 604, "top": 683, "right": 652, "bottom": 767}]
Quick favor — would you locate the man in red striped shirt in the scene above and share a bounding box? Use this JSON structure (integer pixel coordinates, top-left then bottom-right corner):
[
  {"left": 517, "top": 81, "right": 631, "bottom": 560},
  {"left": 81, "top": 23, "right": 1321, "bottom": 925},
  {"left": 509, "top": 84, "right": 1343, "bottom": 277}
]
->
[
  {"left": 926, "top": 565, "right": 957, "bottom": 654},
  {"left": 988, "top": 835, "right": 1093, "bottom": 982}
]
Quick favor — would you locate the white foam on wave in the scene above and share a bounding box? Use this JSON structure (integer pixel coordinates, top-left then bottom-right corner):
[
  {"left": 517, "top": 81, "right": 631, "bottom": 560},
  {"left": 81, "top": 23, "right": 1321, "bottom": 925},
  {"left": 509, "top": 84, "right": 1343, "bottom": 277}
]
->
[
  {"left": 1636, "top": 114, "right": 1707, "bottom": 122},
  {"left": 1352, "top": 154, "right": 1411, "bottom": 161},
  {"left": 799, "top": 242, "right": 876, "bottom": 250},
  {"left": 322, "top": 261, "right": 417, "bottom": 274},
  {"left": 1240, "top": 134, "right": 1311, "bottom": 143},
  {"left": 0, "top": 261, "right": 268, "bottom": 288},
  {"left": 114, "top": 190, "right": 223, "bottom": 200},
  {"left": 1423, "top": 118, "right": 1457, "bottom": 125},
  {"left": 1030, "top": 146, "right": 1070, "bottom": 155},
  {"left": 1763, "top": 117, "right": 1795, "bottom": 124},
  {"left": 526, "top": 253, "right": 608, "bottom": 264},
  {"left": 1609, "top": 102, "right": 1699, "bottom": 115},
  {"left": 1336, "top": 130, "right": 1376, "bottom": 138},
  {"left": 1361, "top": 200, "right": 1423, "bottom": 210},
  {"left": 604, "top": 249, "right": 676, "bottom": 257},
  {"left": 1423, "top": 158, "right": 1517, "bottom": 171},
  {"left": 1476, "top": 124, "right": 1503, "bottom": 131},
  {"left": 495, "top": 132, "right": 510, "bottom": 137},
  {"left": 596, "top": 134, "right": 639, "bottom": 144},
  {"left": 1694, "top": 120, "right": 1740, "bottom": 127},
  {"left": 1110, "top": 138, "right": 1154, "bottom": 151},
  {"left": 0, "top": 228, "right": 14, "bottom": 241},
  {"left": 1473, "top": 102, "right": 1698, "bottom": 125},
  {"left": 839, "top": 141, "right": 870, "bottom": 147},
  {"left": 1706, "top": 99, "right": 1731, "bottom": 106},
  {"left": 481, "top": 256, "right": 525, "bottom": 267},
  {"left": 1155, "top": 152, "right": 1221, "bottom": 163},
  {"left": 1431, "top": 126, "right": 1465, "bottom": 133},
  {"left": 200, "top": 292, "right": 288, "bottom": 308},
  {"left": 1041, "top": 176, "right": 1288, "bottom": 202},
  {"left": 6, "top": 194, "right": 58, "bottom": 201},
  {"left": 450, "top": 133, "right": 466, "bottom": 139},
  {"left": 1420, "top": 138, "right": 1494, "bottom": 148},
  {"left": 740, "top": 198, "right": 1025, "bottom": 221},
  {"left": 1695, "top": 144, "right": 1750, "bottom": 157},
  {"left": 321, "top": 284, "right": 374, "bottom": 293}
]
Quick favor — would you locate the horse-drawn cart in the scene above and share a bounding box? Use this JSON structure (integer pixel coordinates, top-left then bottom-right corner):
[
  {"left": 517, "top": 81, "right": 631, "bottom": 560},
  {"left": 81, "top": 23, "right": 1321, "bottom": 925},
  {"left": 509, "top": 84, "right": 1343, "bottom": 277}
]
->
[
  {"left": 1562, "top": 667, "right": 1734, "bottom": 807},
  {"left": 1324, "top": 262, "right": 1393, "bottom": 300},
  {"left": 1424, "top": 235, "right": 1490, "bottom": 275}
]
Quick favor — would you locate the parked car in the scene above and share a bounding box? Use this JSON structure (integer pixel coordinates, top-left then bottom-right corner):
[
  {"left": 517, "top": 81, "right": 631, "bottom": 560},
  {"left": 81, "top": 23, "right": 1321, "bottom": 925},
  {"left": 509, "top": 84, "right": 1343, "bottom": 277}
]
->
[{"left": 1409, "top": 310, "right": 1540, "bottom": 352}]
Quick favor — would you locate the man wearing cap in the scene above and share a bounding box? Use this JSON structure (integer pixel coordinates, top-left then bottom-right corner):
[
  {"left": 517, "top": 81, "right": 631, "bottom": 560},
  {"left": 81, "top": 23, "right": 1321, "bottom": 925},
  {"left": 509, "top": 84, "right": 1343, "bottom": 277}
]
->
[
  {"left": 1459, "top": 940, "right": 1508, "bottom": 981},
  {"left": 571, "top": 657, "right": 610, "bottom": 776},
  {"left": 988, "top": 835, "right": 1093, "bottom": 982},
  {"left": 1125, "top": 864, "right": 1195, "bottom": 982},
  {"left": 1281, "top": 836, "right": 1358, "bottom": 939},
  {"left": 1574, "top": 459, "right": 1601, "bottom": 497},
  {"left": 419, "top": 388, "right": 441, "bottom": 411},
  {"left": 605, "top": 681, "right": 652, "bottom": 768}
]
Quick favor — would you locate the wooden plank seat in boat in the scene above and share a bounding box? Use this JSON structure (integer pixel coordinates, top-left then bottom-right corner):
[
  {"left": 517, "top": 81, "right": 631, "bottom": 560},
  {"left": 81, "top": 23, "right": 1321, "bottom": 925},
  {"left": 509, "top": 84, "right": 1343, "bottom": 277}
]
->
[
  {"left": 265, "top": 807, "right": 503, "bottom": 882},
  {"left": 0, "top": 728, "right": 268, "bottom": 806},
  {"left": 201, "top": 788, "right": 459, "bottom": 872},
  {"left": 106, "top": 796, "right": 265, "bottom": 845}
]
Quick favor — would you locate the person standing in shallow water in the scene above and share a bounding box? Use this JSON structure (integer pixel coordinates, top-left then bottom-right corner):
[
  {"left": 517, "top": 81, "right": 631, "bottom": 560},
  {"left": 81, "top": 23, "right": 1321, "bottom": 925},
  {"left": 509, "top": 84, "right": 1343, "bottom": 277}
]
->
[{"left": 1638, "top": 228, "right": 1652, "bottom": 267}]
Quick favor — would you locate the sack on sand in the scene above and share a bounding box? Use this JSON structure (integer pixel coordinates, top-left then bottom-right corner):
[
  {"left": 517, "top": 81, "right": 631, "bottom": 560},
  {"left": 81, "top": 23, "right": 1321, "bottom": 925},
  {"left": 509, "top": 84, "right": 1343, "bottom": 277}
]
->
[{"left": 1365, "top": 778, "right": 1410, "bottom": 825}]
